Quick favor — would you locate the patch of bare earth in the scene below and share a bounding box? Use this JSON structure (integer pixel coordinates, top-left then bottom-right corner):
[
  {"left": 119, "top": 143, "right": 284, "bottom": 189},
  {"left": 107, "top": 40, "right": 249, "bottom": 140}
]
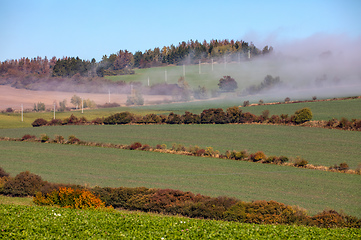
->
[{"left": 0, "top": 85, "right": 169, "bottom": 111}]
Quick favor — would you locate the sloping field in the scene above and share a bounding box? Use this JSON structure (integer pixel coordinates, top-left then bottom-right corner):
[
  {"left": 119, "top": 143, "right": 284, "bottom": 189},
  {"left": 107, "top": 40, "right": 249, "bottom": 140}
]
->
[
  {"left": 137, "top": 97, "right": 361, "bottom": 121},
  {"left": 0, "top": 141, "right": 360, "bottom": 217},
  {"left": 1, "top": 124, "right": 360, "bottom": 169}
]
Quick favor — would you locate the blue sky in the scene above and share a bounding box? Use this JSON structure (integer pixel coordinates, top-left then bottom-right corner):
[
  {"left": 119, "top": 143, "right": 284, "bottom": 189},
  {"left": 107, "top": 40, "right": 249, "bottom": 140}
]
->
[{"left": 1, "top": 0, "right": 360, "bottom": 62}]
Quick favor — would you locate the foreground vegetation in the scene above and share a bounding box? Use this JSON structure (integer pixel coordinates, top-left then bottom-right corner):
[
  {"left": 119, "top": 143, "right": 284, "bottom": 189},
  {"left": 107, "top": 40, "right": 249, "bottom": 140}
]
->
[
  {"left": 1, "top": 140, "right": 360, "bottom": 217},
  {"left": 0, "top": 169, "right": 360, "bottom": 229},
  {"left": 1, "top": 204, "right": 359, "bottom": 239}
]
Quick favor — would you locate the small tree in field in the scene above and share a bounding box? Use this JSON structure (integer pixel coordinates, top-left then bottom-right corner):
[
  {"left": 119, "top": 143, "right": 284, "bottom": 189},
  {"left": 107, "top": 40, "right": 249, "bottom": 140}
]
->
[
  {"left": 293, "top": 108, "right": 313, "bottom": 124},
  {"left": 71, "top": 95, "right": 82, "bottom": 109},
  {"left": 218, "top": 76, "right": 238, "bottom": 92}
]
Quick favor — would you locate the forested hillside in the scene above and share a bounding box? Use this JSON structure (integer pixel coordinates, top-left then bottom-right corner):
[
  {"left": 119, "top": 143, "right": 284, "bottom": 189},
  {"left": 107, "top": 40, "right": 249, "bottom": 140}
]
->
[{"left": 0, "top": 39, "right": 271, "bottom": 86}]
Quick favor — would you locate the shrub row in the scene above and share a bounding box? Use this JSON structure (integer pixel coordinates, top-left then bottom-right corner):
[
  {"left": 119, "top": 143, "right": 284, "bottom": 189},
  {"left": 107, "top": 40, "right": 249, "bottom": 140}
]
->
[
  {"left": 1, "top": 134, "right": 358, "bottom": 174},
  {"left": 31, "top": 107, "right": 361, "bottom": 131},
  {"left": 31, "top": 107, "right": 314, "bottom": 127},
  {"left": 0, "top": 168, "right": 360, "bottom": 228}
]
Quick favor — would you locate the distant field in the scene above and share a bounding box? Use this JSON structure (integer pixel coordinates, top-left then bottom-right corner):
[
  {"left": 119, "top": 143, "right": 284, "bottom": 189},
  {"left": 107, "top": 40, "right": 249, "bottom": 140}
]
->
[
  {"left": 1, "top": 140, "right": 360, "bottom": 217},
  {"left": 138, "top": 97, "right": 361, "bottom": 121},
  {"left": 1, "top": 97, "right": 360, "bottom": 129}
]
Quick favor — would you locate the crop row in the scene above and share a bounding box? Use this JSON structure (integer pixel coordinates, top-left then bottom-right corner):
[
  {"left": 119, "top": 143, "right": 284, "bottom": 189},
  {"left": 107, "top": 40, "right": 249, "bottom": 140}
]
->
[{"left": 2, "top": 204, "right": 360, "bottom": 239}]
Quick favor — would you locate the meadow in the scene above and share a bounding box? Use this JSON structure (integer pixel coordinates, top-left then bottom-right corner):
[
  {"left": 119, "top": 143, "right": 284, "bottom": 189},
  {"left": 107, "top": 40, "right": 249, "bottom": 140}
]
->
[
  {"left": 1, "top": 123, "right": 360, "bottom": 169},
  {"left": 1, "top": 204, "right": 359, "bottom": 239},
  {"left": 1, "top": 140, "right": 360, "bottom": 217}
]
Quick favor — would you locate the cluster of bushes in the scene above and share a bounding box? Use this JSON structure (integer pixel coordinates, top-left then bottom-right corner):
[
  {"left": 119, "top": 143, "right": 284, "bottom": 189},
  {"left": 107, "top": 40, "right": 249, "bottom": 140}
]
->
[
  {"left": 32, "top": 114, "right": 92, "bottom": 127},
  {"left": 32, "top": 107, "right": 314, "bottom": 128},
  {"left": 0, "top": 168, "right": 359, "bottom": 228},
  {"left": 325, "top": 117, "right": 361, "bottom": 131},
  {"left": 33, "top": 187, "right": 110, "bottom": 210}
]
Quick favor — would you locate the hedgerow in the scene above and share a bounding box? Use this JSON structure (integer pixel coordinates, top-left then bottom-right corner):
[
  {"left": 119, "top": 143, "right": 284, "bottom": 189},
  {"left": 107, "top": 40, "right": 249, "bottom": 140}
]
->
[
  {"left": 1, "top": 168, "right": 360, "bottom": 228},
  {"left": 0, "top": 135, "right": 358, "bottom": 175},
  {"left": 30, "top": 106, "right": 361, "bottom": 131}
]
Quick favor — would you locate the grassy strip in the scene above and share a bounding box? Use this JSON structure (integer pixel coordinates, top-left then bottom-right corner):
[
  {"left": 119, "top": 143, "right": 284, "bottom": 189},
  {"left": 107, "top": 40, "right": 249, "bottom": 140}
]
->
[
  {"left": 1, "top": 124, "right": 360, "bottom": 169},
  {"left": 0, "top": 140, "right": 360, "bottom": 217},
  {"left": 0, "top": 136, "right": 358, "bottom": 175},
  {"left": 0, "top": 204, "right": 360, "bottom": 239}
]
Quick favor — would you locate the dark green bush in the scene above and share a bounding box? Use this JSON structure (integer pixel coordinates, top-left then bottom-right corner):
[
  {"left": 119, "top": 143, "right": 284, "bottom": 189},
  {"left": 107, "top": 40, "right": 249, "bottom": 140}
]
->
[
  {"left": 182, "top": 111, "right": 200, "bottom": 124},
  {"left": 1, "top": 171, "right": 46, "bottom": 197},
  {"left": 293, "top": 107, "right": 313, "bottom": 124},
  {"left": 48, "top": 118, "right": 63, "bottom": 126},
  {"left": 166, "top": 112, "right": 182, "bottom": 124},
  {"left": 63, "top": 114, "right": 79, "bottom": 124},
  {"left": 200, "top": 108, "right": 227, "bottom": 124},
  {"left": 103, "top": 112, "right": 134, "bottom": 124},
  {"left": 142, "top": 113, "right": 162, "bottom": 124},
  {"left": 31, "top": 118, "right": 48, "bottom": 127},
  {"left": 226, "top": 106, "right": 242, "bottom": 123}
]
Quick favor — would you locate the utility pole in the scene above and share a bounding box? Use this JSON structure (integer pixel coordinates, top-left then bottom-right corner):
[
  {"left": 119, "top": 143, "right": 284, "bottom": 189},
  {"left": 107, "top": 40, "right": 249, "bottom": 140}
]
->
[
  {"left": 199, "top": 60, "right": 201, "bottom": 74},
  {"left": 108, "top": 89, "right": 110, "bottom": 103},
  {"left": 21, "top": 104, "right": 23, "bottom": 122},
  {"left": 53, "top": 102, "right": 56, "bottom": 119},
  {"left": 165, "top": 70, "right": 167, "bottom": 82},
  {"left": 224, "top": 55, "right": 227, "bottom": 69},
  {"left": 211, "top": 58, "right": 214, "bottom": 71},
  {"left": 81, "top": 97, "right": 83, "bottom": 114}
]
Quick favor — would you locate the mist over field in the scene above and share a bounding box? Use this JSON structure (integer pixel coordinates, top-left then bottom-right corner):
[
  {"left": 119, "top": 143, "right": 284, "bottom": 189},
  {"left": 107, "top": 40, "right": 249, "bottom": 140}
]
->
[
  {"left": 1, "top": 34, "right": 360, "bottom": 111},
  {"left": 237, "top": 33, "right": 361, "bottom": 101},
  {"left": 128, "top": 33, "right": 361, "bottom": 103}
]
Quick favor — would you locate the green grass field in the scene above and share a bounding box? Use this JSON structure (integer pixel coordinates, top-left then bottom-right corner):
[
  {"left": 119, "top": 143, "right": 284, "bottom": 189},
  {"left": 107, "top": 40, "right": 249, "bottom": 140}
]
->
[
  {"left": 1, "top": 140, "right": 360, "bottom": 217},
  {"left": 2, "top": 204, "right": 359, "bottom": 239},
  {"left": 138, "top": 97, "right": 361, "bottom": 121},
  {"left": 1, "top": 124, "right": 360, "bottom": 169}
]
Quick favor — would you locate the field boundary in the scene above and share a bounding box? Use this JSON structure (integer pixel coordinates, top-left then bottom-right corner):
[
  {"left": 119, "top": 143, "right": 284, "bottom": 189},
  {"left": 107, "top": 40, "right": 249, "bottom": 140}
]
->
[{"left": 1, "top": 135, "right": 359, "bottom": 175}]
